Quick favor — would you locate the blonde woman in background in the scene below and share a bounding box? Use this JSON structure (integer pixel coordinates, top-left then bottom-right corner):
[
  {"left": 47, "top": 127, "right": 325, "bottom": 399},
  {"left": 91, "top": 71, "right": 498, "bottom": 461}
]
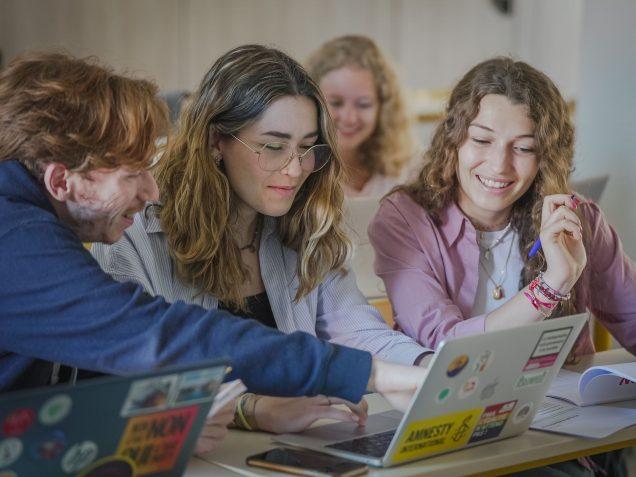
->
[
  {"left": 92, "top": 44, "right": 431, "bottom": 435},
  {"left": 307, "top": 35, "right": 416, "bottom": 198}
]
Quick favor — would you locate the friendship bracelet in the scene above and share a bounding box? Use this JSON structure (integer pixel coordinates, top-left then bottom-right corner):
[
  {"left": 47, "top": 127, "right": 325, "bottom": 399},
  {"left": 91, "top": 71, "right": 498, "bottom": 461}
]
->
[
  {"left": 234, "top": 393, "right": 253, "bottom": 431},
  {"left": 537, "top": 272, "right": 571, "bottom": 301},
  {"left": 523, "top": 291, "right": 554, "bottom": 319}
]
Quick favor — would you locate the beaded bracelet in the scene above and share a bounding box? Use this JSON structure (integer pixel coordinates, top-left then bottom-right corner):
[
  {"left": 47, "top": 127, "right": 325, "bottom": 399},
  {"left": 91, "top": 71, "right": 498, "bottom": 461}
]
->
[{"left": 536, "top": 272, "right": 571, "bottom": 301}]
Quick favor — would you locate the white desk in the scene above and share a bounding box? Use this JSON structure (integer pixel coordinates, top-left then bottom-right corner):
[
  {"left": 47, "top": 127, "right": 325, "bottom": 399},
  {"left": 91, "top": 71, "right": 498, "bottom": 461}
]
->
[{"left": 185, "top": 349, "right": 636, "bottom": 476}]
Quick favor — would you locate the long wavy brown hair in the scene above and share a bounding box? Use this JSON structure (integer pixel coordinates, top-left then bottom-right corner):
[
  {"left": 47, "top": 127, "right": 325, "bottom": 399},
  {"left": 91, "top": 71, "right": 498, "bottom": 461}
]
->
[
  {"left": 155, "top": 45, "right": 350, "bottom": 310},
  {"left": 306, "top": 35, "right": 414, "bottom": 177},
  {"left": 0, "top": 51, "right": 167, "bottom": 180},
  {"left": 401, "top": 57, "right": 580, "bottom": 317}
]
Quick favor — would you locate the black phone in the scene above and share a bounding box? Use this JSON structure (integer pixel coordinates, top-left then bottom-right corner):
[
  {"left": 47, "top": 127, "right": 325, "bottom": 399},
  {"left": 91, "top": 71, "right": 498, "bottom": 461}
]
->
[{"left": 246, "top": 447, "right": 369, "bottom": 477}]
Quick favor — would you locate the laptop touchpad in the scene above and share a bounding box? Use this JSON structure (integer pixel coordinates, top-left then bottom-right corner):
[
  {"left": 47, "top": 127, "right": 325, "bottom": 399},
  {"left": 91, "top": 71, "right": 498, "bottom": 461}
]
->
[{"left": 299, "top": 410, "right": 403, "bottom": 441}]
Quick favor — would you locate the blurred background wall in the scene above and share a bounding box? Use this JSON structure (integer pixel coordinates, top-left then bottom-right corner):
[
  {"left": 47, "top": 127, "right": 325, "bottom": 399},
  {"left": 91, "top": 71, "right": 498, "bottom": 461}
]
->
[{"left": 1, "top": 0, "right": 634, "bottom": 256}]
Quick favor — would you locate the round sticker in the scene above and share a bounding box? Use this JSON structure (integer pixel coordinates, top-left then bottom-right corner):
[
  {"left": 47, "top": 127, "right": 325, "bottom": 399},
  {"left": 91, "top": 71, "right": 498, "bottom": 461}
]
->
[
  {"left": 458, "top": 376, "right": 479, "bottom": 399},
  {"left": 77, "top": 455, "right": 136, "bottom": 477},
  {"left": 473, "top": 350, "right": 495, "bottom": 373},
  {"left": 0, "top": 438, "right": 23, "bottom": 468},
  {"left": 435, "top": 387, "right": 453, "bottom": 404},
  {"left": 39, "top": 395, "right": 72, "bottom": 426},
  {"left": 61, "top": 441, "right": 98, "bottom": 474},
  {"left": 30, "top": 429, "right": 67, "bottom": 461},
  {"left": 513, "top": 402, "right": 534, "bottom": 424},
  {"left": 2, "top": 408, "right": 35, "bottom": 437},
  {"left": 446, "top": 354, "right": 469, "bottom": 377}
]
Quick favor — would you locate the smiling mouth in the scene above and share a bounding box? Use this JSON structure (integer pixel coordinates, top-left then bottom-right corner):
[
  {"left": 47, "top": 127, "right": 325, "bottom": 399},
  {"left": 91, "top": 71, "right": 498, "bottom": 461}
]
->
[{"left": 477, "top": 175, "right": 513, "bottom": 189}]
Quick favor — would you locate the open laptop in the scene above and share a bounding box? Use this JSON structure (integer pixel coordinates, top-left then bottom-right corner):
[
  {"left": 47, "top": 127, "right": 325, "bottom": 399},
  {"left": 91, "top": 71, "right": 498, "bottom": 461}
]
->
[
  {"left": 343, "top": 197, "right": 386, "bottom": 299},
  {"left": 0, "top": 359, "right": 228, "bottom": 476},
  {"left": 276, "top": 314, "right": 588, "bottom": 467}
]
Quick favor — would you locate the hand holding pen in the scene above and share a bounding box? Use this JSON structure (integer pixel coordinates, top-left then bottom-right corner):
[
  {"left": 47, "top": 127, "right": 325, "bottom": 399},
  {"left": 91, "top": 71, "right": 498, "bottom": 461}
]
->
[{"left": 530, "top": 194, "right": 587, "bottom": 296}]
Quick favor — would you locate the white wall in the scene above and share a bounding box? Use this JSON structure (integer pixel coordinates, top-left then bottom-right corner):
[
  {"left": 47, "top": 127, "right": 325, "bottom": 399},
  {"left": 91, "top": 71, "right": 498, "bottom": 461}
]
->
[
  {"left": 2, "top": 0, "right": 634, "bottom": 253},
  {"left": 575, "top": 0, "right": 636, "bottom": 258}
]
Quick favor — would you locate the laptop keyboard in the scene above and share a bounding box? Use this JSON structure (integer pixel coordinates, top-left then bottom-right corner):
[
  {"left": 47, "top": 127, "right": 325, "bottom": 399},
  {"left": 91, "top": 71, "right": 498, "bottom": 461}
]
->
[{"left": 326, "top": 429, "right": 396, "bottom": 458}]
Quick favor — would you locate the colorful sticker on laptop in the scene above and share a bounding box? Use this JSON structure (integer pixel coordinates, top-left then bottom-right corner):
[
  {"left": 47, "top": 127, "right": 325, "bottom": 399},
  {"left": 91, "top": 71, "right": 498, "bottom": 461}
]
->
[
  {"left": 173, "top": 368, "right": 224, "bottom": 405},
  {"left": 435, "top": 387, "right": 453, "bottom": 404},
  {"left": 2, "top": 408, "right": 35, "bottom": 437},
  {"left": 458, "top": 376, "right": 479, "bottom": 399},
  {"left": 76, "top": 455, "right": 136, "bottom": 477},
  {"left": 468, "top": 400, "right": 516, "bottom": 444},
  {"left": 120, "top": 374, "right": 178, "bottom": 417},
  {"left": 0, "top": 437, "right": 23, "bottom": 468},
  {"left": 391, "top": 408, "right": 482, "bottom": 464},
  {"left": 513, "top": 402, "right": 534, "bottom": 424},
  {"left": 0, "top": 470, "right": 17, "bottom": 477},
  {"left": 515, "top": 369, "right": 548, "bottom": 389},
  {"left": 472, "top": 350, "right": 494, "bottom": 374},
  {"left": 523, "top": 327, "right": 573, "bottom": 371},
  {"left": 480, "top": 378, "right": 499, "bottom": 401},
  {"left": 29, "top": 429, "right": 67, "bottom": 461},
  {"left": 61, "top": 441, "right": 98, "bottom": 474},
  {"left": 39, "top": 394, "right": 72, "bottom": 426},
  {"left": 446, "top": 355, "right": 469, "bottom": 377},
  {"left": 117, "top": 405, "right": 197, "bottom": 474}
]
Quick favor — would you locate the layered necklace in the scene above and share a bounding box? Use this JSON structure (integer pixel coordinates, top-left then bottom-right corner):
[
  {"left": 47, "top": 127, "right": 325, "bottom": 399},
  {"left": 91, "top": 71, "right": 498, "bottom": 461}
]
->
[{"left": 477, "top": 224, "right": 514, "bottom": 300}]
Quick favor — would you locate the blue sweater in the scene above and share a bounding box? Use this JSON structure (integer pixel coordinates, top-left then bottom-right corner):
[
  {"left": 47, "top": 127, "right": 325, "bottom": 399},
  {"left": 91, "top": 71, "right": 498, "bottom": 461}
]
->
[{"left": 0, "top": 160, "right": 372, "bottom": 399}]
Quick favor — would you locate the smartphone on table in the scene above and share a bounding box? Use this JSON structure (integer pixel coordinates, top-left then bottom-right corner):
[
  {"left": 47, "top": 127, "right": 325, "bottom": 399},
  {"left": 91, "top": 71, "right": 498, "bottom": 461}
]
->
[{"left": 246, "top": 447, "right": 368, "bottom": 477}]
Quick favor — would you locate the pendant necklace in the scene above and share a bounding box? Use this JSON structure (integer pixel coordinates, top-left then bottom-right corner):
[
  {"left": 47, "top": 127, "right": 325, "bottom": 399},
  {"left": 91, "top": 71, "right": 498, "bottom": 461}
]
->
[{"left": 479, "top": 231, "right": 515, "bottom": 300}]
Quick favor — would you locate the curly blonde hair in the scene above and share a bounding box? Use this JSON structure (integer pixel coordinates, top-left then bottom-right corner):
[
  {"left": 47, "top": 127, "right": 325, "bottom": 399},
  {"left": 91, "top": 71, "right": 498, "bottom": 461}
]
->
[
  {"left": 307, "top": 35, "right": 414, "bottom": 177},
  {"left": 401, "top": 57, "right": 580, "bottom": 317},
  {"left": 155, "top": 44, "right": 350, "bottom": 311}
]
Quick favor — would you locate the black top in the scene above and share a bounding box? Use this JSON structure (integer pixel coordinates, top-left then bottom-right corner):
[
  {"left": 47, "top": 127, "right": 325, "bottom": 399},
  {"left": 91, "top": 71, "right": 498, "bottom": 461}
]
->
[{"left": 219, "top": 291, "right": 277, "bottom": 329}]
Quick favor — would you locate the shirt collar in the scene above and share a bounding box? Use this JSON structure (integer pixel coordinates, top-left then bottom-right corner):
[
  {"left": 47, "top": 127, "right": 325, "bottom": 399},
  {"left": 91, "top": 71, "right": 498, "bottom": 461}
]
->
[{"left": 438, "top": 201, "right": 476, "bottom": 247}]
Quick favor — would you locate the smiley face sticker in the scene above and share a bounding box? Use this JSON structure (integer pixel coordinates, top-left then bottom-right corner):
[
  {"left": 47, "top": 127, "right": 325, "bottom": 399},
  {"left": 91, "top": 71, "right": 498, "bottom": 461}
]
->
[{"left": 447, "top": 355, "right": 469, "bottom": 377}]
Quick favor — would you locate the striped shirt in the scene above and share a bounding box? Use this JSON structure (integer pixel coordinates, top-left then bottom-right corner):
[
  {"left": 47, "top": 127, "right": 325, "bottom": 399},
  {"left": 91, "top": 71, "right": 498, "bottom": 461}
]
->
[{"left": 91, "top": 208, "right": 431, "bottom": 365}]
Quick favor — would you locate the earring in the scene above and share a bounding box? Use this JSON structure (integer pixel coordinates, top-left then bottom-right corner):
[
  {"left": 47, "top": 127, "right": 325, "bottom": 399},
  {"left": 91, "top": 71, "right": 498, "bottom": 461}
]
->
[{"left": 214, "top": 153, "right": 222, "bottom": 166}]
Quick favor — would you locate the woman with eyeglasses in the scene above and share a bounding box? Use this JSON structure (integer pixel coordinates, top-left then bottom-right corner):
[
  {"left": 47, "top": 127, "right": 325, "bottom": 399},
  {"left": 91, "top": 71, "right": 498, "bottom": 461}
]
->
[
  {"left": 306, "top": 35, "right": 416, "bottom": 198},
  {"left": 91, "top": 44, "right": 431, "bottom": 436}
]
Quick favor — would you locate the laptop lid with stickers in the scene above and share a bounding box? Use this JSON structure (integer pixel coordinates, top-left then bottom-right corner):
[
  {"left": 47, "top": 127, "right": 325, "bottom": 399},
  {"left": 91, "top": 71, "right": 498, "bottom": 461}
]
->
[
  {"left": 0, "top": 359, "right": 228, "bottom": 477},
  {"left": 275, "top": 313, "right": 587, "bottom": 467}
]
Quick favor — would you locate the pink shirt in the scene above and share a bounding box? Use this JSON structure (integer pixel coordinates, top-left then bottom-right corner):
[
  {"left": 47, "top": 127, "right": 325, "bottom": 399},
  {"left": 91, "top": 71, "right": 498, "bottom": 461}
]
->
[{"left": 368, "top": 191, "right": 636, "bottom": 356}]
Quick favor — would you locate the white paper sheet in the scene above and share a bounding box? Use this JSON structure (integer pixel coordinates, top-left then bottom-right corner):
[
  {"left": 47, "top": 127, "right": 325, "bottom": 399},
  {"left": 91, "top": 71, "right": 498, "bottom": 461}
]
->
[{"left": 531, "top": 397, "right": 636, "bottom": 438}]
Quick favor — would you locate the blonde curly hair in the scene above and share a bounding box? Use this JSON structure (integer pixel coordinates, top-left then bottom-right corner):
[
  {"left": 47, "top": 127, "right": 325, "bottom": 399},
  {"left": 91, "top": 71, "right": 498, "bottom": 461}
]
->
[{"left": 307, "top": 35, "right": 414, "bottom": 177}]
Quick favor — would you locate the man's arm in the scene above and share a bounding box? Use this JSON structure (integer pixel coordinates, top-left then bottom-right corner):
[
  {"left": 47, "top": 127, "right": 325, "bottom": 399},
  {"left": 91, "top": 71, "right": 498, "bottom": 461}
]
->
[{"left": 0, "top": 221, "right": 371, "bottom": 401}]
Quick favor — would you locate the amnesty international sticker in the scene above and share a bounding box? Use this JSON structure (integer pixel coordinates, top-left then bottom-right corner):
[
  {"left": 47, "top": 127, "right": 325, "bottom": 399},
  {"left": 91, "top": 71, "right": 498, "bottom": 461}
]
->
[{"left": 391, "top": 408, "right": 482, "bottom": 464}]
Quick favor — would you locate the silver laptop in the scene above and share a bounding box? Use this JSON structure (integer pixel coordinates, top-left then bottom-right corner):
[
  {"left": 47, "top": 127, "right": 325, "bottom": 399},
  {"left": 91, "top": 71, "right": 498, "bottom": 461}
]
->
[
  {"left": 276, "top": 314, "right": 588, "bottom": 467},
  {"left": 343, "top": 197, "right": 386, "bottom": 299}
]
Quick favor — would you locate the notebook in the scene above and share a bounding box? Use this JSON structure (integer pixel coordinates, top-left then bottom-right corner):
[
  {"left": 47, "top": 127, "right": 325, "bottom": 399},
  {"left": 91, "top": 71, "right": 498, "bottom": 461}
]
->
[
  {"left": 276, "top": 314, "right": 588, "bottom": 467},
  {"left": 547, "top": 362, "right": 636, "bottom": 406},
  {"left": 0, "top": 360, "right": 228, "bottom": 476}
]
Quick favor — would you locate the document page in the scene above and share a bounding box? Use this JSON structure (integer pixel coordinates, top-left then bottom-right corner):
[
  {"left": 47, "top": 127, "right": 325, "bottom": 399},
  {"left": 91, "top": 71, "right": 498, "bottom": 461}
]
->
[{"left": 531, "top": 397, "right": 636, "bottom": 438}]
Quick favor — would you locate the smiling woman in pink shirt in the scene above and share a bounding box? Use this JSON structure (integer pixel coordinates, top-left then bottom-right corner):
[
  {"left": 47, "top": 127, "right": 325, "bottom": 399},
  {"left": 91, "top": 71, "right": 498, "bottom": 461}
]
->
[{"left": 369, "top": 57, "right": 636, "bottom": 360}]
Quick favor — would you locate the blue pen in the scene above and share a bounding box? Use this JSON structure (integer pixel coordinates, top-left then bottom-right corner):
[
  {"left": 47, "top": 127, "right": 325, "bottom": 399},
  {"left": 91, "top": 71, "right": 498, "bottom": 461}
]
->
[
  {"left": 527, "top": 194, "right": 580, "bottom": 258},
  {"left": 528, "top": 238, "right": 542, "bottom": 258}
]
